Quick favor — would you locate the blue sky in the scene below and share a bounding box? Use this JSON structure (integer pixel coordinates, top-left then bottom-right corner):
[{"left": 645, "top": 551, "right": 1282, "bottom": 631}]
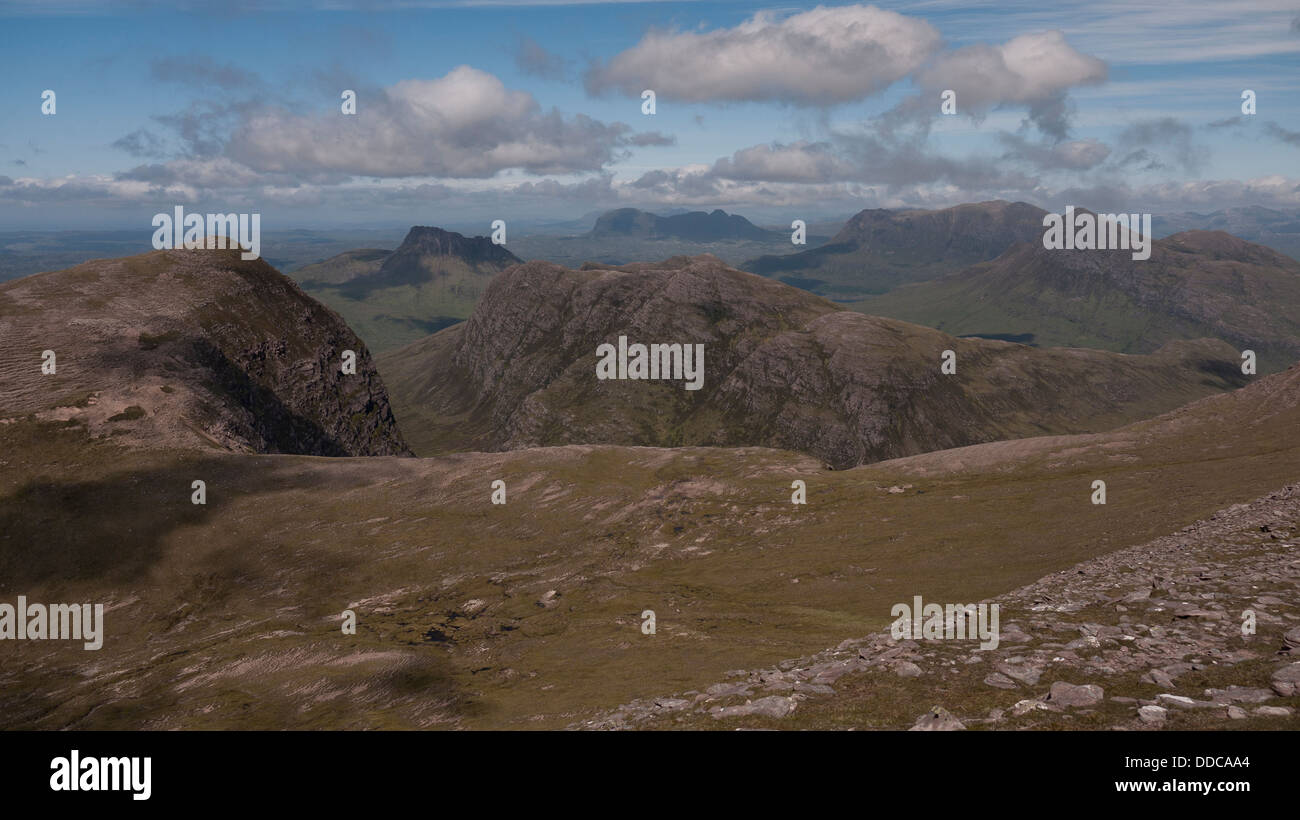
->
[{"left": 1, "top": 0, "right": 1298, "bottom": 229}]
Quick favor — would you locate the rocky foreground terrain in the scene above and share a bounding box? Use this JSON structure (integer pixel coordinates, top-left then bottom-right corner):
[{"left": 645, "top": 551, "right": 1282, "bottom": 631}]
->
[
  {"left": 380, "top": 253, "right": 1247, "bottom": 466},
  {"left": 583, "top": 483, "right": 1300, "bottom": 730},
  {"left": 1, "top": 246, "right": 1296, "bottom": 731}
]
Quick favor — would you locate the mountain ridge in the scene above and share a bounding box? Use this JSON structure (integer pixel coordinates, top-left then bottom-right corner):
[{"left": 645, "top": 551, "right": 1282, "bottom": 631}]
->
[
  {"left": 0, "top": 247, "right": 410, "bottom": 456},
  {"left": 378, "top": 253, "right": 1250, "bottom": 467}
]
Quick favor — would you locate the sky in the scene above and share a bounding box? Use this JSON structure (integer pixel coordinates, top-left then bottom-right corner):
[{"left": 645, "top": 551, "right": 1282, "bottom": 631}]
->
[{"left": 0, "top": 0, "right": 1298, "bottom": 230}]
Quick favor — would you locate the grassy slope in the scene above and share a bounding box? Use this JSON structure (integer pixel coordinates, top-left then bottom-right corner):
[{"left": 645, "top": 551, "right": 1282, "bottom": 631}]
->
[
  {"left": 1, "top": 364, "right": 1296, "bottom": 730},
  {"left": 293, "top": 249, "right": 392, "bottom": 285},
  {"left": 297, "top": 255, "right": 491, "bottom": 353}
]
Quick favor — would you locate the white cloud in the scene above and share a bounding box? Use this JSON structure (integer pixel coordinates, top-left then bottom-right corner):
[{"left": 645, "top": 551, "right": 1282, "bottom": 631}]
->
[
  {"left": 710, "top": 142, "right": 854, "bottom": 183},
  {"left": 585, "top": 5, "right": 942, "bottom": 105},
  {"left": 915, "top": 30, "right": 1107, "bottom": 137},
  {"left": 227, "top": 66, "right": 640, "bottom": 178}
]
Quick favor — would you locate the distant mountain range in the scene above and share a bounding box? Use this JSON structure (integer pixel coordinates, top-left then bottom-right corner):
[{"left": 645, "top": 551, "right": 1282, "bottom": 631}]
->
[
  {"left": 1154, "top": 206, "right": 1300, "bottom": 261},
  {"left": 282, "top": 201, "right": 1300, "bottom": 365},
  {"left": 744, "top": 200, "right": 1048, "bottom": 301},
  {"left": 376, "top": 254, "right": 1247, "bottom": 468},
  {"left": 507, "top": 207, "right": 827, "bottom": 269},
  {"left": 852, "top": 229, "right": 1300, "bottom": 373},
  {"left": 588, "top": 207, "right": 779, "bottom": 241},
  {"left": 292, "top": 211, "right": 829, "bottom": 349}
]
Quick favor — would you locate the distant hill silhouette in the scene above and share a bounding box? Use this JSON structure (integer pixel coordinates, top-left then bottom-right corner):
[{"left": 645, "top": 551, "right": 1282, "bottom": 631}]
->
[
  {"left": 589, "top": 208, "right": 778, "bottom": 242},
  {"left": 744, "top": 200, "right": 1047, "bottom": 300}
]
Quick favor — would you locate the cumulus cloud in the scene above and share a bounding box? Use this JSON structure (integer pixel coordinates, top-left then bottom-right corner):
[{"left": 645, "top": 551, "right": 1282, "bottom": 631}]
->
[
  {"left": 115, "top": 156, "right": 309, "bottom": 188},
  {"left": 710, "top": 141, "right": 853, "bottom": 183},
  {"left": 511, "top": 174, "right": 618, "bottom": 201},
  {"left": 1049, "top": 175, "right": 1300, "bottom": 213},
  {"left": 914, "top": 30, "right": 1107, "bottom": 139},
  {"left": 226, "top": 66, "right": 643, "bottom": 178},
  {"left": 0, "top": 173, "right": 190, "bottom": 205},
  {"left": 700, "top": 131, "right": 1039, "bottom": 193},
  {"left": 584, "top": 5, "right": 942, "bottom": 105}
]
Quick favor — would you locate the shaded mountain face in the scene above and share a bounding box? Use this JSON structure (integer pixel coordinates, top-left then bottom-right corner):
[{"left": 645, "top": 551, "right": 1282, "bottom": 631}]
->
[
  {"left": 377, "top": 254, "right": 1248, "bottom": 468},
  {"left": 852, "top": 229, "right": 1300, "bottom": 373},
  {"left": 0, "top": 248, "right": 410, "bottom": 456},
  {"left": 288, "top": 226, "right": 522, "bottom": 353},
  {"left": 744, "top": 200, "right": 1048, "bottom": 300},
  {"left": 589, "top": 208, "right": 776, "bottom": 241}
]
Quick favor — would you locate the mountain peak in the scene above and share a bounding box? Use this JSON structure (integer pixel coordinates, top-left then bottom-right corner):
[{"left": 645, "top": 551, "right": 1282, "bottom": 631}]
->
[
  {"left": 336, "top": 224, "right": 521, "bottom": 299},
  {"left": 0, "top": 248, "right": 410, "bottom": 456},
  {"left": 393, "top": 225, "right": 521, "bottom": 266}
]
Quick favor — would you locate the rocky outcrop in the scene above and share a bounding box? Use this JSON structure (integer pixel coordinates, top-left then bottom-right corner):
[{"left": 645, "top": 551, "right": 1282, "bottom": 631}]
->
[
  {"left": 0, "top": 247, "right": 410, "bottom": 456},
  {"left": 578, "top": 482, "right": 1300, "bottom": 730},
  {"left": 379, "top": 254, "right": 1248, "bottom": 465}
]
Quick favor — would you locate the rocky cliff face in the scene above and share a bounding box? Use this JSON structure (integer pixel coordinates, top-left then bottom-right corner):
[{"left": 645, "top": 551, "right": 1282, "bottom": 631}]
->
[
  {"left": 378, "top": 254, "right": 1248, "bottom": 466},
  {"left": 0, "top": 247, "right": 410, "bottom": 456}
]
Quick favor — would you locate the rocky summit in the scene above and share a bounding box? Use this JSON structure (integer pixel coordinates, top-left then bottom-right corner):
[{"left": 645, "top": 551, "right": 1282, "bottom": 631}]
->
[
  {"left": 0, "top": 247, "right": 409, "bottom": 456},
  {"left": 379, "top": 253, "right": 1247, "bottom": 467}
]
